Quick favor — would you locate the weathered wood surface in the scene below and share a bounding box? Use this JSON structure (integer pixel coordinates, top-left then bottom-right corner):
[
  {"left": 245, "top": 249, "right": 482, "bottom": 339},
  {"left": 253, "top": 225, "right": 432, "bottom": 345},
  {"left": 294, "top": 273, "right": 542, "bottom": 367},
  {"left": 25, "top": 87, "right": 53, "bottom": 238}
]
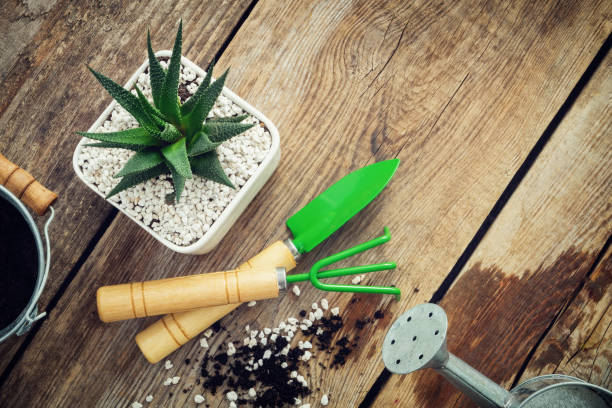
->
[
  {"left": 376, "top": 46, "right": 612, "bottom": 407},
  {"left": 0, "top": 0, "right": 251, "bottom": 374},
  {"left": 0, "top": 0, "right": 611, "bottom": 407},
  {"left": 518, "top": 246, "right": 612, "bottom": 390}
]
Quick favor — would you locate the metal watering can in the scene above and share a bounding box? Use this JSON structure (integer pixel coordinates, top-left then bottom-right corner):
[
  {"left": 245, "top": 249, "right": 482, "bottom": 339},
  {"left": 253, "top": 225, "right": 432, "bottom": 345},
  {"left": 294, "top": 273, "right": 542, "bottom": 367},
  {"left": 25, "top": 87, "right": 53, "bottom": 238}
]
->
[
  {"left": 0, "top": 153, "right": 57, "bottom": 343},
  {"left": 382, "top": 303, "right": 612, "bottom": 407}
]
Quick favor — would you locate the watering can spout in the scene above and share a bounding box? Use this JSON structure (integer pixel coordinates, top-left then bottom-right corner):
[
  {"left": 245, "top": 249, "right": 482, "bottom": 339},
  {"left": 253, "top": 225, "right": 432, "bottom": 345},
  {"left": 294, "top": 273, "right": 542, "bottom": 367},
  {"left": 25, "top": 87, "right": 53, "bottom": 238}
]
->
[{"left": 382, "top": 303, "right": 516, "bottom": 408}]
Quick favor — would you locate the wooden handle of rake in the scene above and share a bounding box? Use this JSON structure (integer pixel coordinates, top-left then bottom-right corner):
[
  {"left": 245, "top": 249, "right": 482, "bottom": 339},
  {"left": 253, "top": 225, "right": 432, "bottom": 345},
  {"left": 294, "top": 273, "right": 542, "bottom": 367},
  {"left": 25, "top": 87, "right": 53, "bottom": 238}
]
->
[
  {"left": 0, "top": 153, "right": 57, "bottom": 215},
  {"left": 96, "top": 267, "right": 283, "bottom": 323},
  {"left": 134, "top": 240, "right": 298, "bottom": 363}
]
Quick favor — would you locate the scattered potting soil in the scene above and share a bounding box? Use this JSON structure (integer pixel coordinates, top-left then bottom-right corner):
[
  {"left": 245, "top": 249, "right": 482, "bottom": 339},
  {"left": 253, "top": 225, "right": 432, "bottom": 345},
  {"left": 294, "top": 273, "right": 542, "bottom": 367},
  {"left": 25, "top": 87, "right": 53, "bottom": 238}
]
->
[{"left": 0, "top": 197, "right": 38, "bottom": 329}]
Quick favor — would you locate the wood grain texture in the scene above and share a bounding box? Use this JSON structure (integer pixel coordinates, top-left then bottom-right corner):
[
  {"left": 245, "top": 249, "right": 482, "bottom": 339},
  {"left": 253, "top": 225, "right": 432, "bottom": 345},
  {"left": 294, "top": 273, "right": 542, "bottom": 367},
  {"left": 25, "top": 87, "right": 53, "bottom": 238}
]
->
[
  {"left": 518, "top": 246, "right": 612, "bottom": 390},
  {"left": 1, "top": 0, "right": 611, "bottom": 407},
  {"left": 376, "top": 44, "right": 612, "bottom": 407},
  {"left": 0, "top": 0, "right": 252, "bottom": 374}
]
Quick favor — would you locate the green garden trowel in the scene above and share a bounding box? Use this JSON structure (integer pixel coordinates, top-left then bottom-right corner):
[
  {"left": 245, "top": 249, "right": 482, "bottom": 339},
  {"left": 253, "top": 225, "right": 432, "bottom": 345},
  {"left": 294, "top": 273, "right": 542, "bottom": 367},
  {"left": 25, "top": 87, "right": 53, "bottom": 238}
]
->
[{"left": 135, "top": 159, "right": 400, "bottom": 363}]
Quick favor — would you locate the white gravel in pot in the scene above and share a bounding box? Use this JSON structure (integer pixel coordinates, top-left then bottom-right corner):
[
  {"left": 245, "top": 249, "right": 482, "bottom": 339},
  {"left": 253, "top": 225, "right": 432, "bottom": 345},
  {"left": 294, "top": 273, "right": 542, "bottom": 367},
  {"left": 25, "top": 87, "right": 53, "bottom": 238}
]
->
[{"left": 76, "top": 61, "right": 272, "bottom": 246}]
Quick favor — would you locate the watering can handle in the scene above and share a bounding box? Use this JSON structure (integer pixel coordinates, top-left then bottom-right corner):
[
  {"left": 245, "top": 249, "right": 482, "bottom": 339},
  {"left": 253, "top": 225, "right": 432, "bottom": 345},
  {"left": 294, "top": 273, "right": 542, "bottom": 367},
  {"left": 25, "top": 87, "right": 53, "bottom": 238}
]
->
[
  {"left": 96, "top": 266, "right": 284, "bottom": 323},
  {"left": 134, "top": 240, "right": 298, "bottom": 363},
  {"left": 0, "top": 153, "right": 57, "bottom": 215}
]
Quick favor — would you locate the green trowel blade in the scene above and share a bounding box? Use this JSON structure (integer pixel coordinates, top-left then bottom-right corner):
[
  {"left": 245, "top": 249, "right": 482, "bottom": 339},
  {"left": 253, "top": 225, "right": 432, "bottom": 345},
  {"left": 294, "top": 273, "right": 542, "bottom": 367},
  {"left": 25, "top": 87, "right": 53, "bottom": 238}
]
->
[{"left": 287, "top": 159, "right": 399, "bottom": 253}]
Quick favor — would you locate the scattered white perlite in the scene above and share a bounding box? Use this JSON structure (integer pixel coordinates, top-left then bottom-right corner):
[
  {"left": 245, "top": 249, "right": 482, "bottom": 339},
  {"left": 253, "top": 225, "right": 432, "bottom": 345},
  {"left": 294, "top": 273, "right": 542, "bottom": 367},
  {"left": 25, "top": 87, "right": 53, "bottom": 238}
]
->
[
  {"left": 76, "top": 62, "right": 272, "bottom": 247},
  {"left": 292, "top": 285, "right": 301, "bottom": 296},
  {"left": 145, "top": 395, "right": 153, "bottom": 403},
  {"left": 194, "top": 394, "right": 205, "bottom": 404},
  {"left": 131, "top": 402, "right": 143, "bottom": 408},
  {"left": 247, "top": 300, "right": 257, "bottom": 307},
  {"left": 164, "top": 360, "right": 173, "bottom": 370}
]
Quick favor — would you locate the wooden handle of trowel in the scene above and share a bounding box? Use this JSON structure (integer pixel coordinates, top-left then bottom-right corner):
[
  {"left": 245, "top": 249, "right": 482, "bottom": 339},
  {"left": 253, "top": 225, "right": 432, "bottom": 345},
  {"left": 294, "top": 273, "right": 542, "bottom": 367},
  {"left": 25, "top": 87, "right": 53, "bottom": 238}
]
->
[
  {"left": 97, "top": 267, "right": 283, "bottom": 323},
  {"left": 135, "top": 240, "right": 298, "bottom": 363},
  {"left": 0, "top": 153, "right": 57, "bottom": 215}
]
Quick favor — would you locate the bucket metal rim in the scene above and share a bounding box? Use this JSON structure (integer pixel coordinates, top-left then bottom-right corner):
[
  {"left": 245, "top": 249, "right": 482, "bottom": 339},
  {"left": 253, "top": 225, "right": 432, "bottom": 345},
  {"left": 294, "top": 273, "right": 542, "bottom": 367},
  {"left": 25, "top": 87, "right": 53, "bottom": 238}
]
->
[
  {"left": 0, "top": 185, "right": 54, "bottom": 342},
  {"left": 511, "top": 374, "right": 612, "bottom": 407}
]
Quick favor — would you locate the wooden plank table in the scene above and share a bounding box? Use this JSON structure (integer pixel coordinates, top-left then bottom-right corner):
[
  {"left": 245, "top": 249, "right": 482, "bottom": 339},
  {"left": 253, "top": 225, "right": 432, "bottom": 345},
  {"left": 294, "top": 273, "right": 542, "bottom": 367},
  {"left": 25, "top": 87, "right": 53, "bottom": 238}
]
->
[{"left": 0, "top": 1, "right": 610, "bottom": 407}]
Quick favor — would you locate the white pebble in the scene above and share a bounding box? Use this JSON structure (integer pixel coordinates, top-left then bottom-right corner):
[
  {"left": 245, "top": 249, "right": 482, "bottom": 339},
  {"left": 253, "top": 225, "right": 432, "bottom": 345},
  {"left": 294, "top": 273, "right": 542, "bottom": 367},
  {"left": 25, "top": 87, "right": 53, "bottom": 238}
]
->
[
  {"left": 204, "top": 329, "right": 213, "bottom": 338},
  {"left": 300, "top": 405, "right": 310, "bottom": 408},
  {"left": 351, "top": 275, "right": 362, "bottom": 284},
  {"left": 229, "top": 403, "right": 237, "bottom": 408},
  {"left": 302, "top": 350, "right": 312, "bottom": 361},
  {"left": 311, "top": 302, "right": 318, "bottom": 310},
  {"left": 247, "top": 300, "right": 257, "bottom": 307},
  {"left": 194, "top": 394, "right": 205, "bottom": 404},
  {"left": 164, "top": 360, "right": 173, "bottom": 370},
  {"left": 227, "top": 342, "right": 236, "bottom": 356},
  {"left": 131, "top": 402, "right": 143, "bottom": 408},
  {"left": 248, "top": 388, "right": 256, "bottom": 398},
  {"left": 171, "top": 376, "right": 180, "bottom": 384},
  {"left": 302, "top": 340, "right": 312, "bottom": 349},
  {"left": 226, "top": 391, "right": 238, "bottom": 401},
  {"left": 200, "top": 338, "right": 209, "bottom": 348},
  {"left": 145, "top": 395, "right": 153, "bottom": 403},
  {"left": 321, "top": 298, "right": 329, "bottom": 310},
  {"left": 263, "top": 349, "right": 272, "bottom": 359},
  {"left": 163, "top": 378, "right": 172, "bottom": 386},
  {"left": 292, "top": 285, "right": 301, "bottom": 296},
  {"left": 331, "top": 307, "right": 340, "bottom": 316},
  {"left": 321, "top": 394, "right": 329, "bottom": 405}
]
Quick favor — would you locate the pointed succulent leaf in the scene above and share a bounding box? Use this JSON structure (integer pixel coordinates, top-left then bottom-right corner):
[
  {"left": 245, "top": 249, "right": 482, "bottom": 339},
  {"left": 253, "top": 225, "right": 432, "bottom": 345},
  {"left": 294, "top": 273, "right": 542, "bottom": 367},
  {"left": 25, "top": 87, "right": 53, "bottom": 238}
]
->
[
  {"left": 84, "top": 142, "right": 144, "bottom": 151},
  {"left": 204, "top": 121, "right": 255, "bottom": 143},
  {"left": 134, "top": 85, "right": 165, "bottom": 128},
  {"left": 158, "top": 122, "right": 182, "bottom": 143},
  {"left": 159, "top": 20, "right": 182, "bottom": 124},
  {"left": 188, "top": 130, "right": 220, "bottom": 157},
  {"left": 180, "top": 60, "right": 214, "bottom": 115},
  {"left": 114, "top": 150, "right": 164, "bottom": 178},
  {"left": 147, "top": 30, "right": 166, "bottom": 107},
  {"left": 190, "top": 151, "right": 234, "bottom": 188},
  {"left": 106, "top": 162, "right": 168, "bottom": 198},
  {"left": 78, "top": 127, "right": 164, "bottom": 147},
  {"left": 183, "top": 68, "right": 229, "bottom": 137},
  {"left": 207, "top": 114, "right": 250, "bottom": 124},
  {"left": 87, "top": 66, "right": 154, "bottom": 128},
  {"left": 161, "top": 137, "right": 192, "bottom": 179},
  {"left": 169, "top": 167, "right": 186, "bottom": 202}
]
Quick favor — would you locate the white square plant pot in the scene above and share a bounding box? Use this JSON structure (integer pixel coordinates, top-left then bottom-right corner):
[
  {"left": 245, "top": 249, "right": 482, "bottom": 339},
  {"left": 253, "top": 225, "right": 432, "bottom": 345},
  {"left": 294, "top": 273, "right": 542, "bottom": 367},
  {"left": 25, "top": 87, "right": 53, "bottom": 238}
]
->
[{"left": 73, "top": 50, "right": 280, "bottom": 254}]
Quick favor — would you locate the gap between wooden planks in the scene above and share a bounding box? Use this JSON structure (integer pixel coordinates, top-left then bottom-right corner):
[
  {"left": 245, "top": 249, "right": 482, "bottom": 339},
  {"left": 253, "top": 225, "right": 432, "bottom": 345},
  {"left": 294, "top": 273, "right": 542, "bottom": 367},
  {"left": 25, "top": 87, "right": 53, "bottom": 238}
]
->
[
  {"left": 375, "top": 40, "right": 612, "bottom": 407},
  {"left": 1, "top": 0, "right": 611, "bottom": 407},
  {"left": 0, "top": 0, "right": 253, "bottom": 378}
]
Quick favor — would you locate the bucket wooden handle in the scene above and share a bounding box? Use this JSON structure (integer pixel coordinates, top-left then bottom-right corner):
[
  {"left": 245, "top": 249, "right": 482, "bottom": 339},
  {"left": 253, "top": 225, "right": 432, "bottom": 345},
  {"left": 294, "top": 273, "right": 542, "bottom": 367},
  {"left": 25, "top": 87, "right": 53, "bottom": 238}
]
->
[
  {"left": 0, "top": 153, "right": 57, "bottom": 215},
  {"left": 96, "top": 267, "right": 282, "bottom": 323},
  {"left": 135, "top": 240, "right": 298, "bottom": 363}
]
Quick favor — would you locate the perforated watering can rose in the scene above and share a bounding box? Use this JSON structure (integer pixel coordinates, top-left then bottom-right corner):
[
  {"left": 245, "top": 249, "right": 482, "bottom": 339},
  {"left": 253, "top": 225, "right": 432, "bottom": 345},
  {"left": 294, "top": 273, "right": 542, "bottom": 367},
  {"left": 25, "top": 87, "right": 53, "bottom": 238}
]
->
[
  {"left": 382, "top": 303, "right": 612, "bottom": 407},
  {"left": 0, "top": 153, "right": 57, "bottom": 342}
]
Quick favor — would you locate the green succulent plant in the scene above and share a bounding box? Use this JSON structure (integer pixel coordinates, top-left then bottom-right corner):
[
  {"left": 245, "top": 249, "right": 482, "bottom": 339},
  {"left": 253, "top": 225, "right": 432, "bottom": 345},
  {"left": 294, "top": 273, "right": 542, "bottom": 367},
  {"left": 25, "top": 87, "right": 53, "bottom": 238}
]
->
[{"left": 78, "top": 20, "right": 254, "bottom": 202}]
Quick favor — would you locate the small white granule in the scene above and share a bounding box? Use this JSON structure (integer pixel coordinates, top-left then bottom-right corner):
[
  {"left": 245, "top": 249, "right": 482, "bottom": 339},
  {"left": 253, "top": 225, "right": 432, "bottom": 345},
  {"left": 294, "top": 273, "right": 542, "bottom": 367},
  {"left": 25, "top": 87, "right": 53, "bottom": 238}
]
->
[
  {"left": 294, "top": 398, "right": 301, "bottom": 405},
  {"left": 288, "top": 317, "right": 299, "bottom": 325},
  {"left": 270, "top": 333, "right": 278, "bottom": 342},
  {"left": 247, "top": 300, "right": 257, "bottom": 307},
  {"left": 331, "top": 307, "right": 340, "bottom": 316},
  {"left": 194, "top": 394, "right": 205, "bottom": 404},
  {"left": 245, "top": 324, "right": 250, "bottom": 332},
  {"left": 302, "top": 319, "right": 313, "bottom": 327},
  {"left": 250, "top": 330, "right": 259, "bottom": 338},
  {"left": 281, "top": 362, "right": 288, "bottom": 368},
  {"left": 314, "top": 308, "right": 324, "bottom": 320},
  {"left": 321, "top": 298, "right": 329, "bottom": 310},
  {"left": 263, "top": 349, "right": 272, "bottom": 359},
  {"left": 230, "top": 402, "right": 237, "bottom": 408},
  {"left": 351, "top": 275, "right": 362, "bottom": 284},
  {"left": 249, "top": 338, "right": 257, "bottom": 348},
  {"left": 299, "top": 324, "right": 308, "bottom": 331},
  {"left": 163, "top": 378, "right": 172, "bottom": 386},
  {"left": 302, "top": 351, "right": 312, "bottom": 361},
  {"left": 311, "top": 302, "right": 318, "bottom": 310},
  {"left": 321, "top": 394, "right": 329, "bottom": 405},
  {"left": 290, "top": 370, "right": 298, "bottom": 378},
  {"left": 308, "top": 312, "right": 316, "bottom": 321},
  {"left": 200, "top": 338, "right": 209, "bottom": 348},
  {"left": 226, "top": 391, "right": 238, "bottom": 401},
  {"left": 171, "top": 376, "right": 180, "bottom": 384},
  {"left": 292, "top": 285, "right": 301, "bottom": 296},
  {"left": 260, "top": 337, "right": 268, "bottom": 346},
  {"left": 263, "top": 327, "right": 271, "bottom": 335},
  {"left": 302, "top": 340, "right": 312, "bottom": 349},
  {"left": 316, "top": 327, "right": 324, "bottom": 335},
  {"left": 145, "top": 395, "right": 153, "bottom": 403},
  {"left": 204, "top": 328, "right": 213, "bottom": 338},
  {"left": 227, "top": 342, "right": 236, "bottom": 356},
  {"left": 300, "top": 404, "right": 310, "bottom": 408},
  {"left": 248, "top": 388, "right": 256, "bottom": 398},
  {"left": 164, "top": 360, "right": 173, "bottom": 370},
  {"left": 131, "top": 402, "right": 143, "bottom": 408}
]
